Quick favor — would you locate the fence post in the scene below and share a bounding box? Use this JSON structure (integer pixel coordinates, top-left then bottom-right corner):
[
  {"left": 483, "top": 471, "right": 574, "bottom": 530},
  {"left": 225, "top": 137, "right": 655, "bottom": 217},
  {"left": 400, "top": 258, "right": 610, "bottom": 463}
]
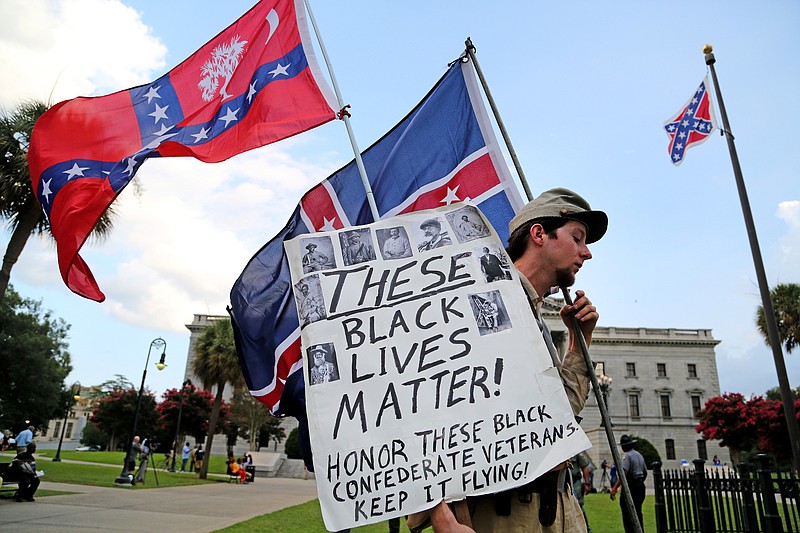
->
[
  {"left": 738, "top": 461, "right": 760, "bottom": 532},
  {"left": 693, "top": 459, "right": 716, "bottom": 533},
  {"left": 653, "top": 462, "right": 668, "bottom": 533},
  {"left": 756, "top": 454, "right": 784, "bottom": 533}
]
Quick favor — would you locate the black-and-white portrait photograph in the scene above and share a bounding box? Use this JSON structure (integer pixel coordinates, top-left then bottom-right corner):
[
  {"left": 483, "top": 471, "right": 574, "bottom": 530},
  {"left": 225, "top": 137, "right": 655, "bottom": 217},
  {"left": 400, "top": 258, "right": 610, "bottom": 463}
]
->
[
  {"left": 476, "top": 244, "right": 512, "bottom": 282},
  {"left": 447, "top": 205, "right": 490, "bottom": 243},
  {"left": 415, "top": 217, "right": 452, "bottom": 252},
  {"left": 468, "top": 290, "right": 511, "bottom": 335},
  {"left": 301, "top": 236, "right": 336, "bottom": 274},
  {"left": 307, "top": 343, "right": 340, "bottom": 385},
  {"left": 294, "top": 275, "right": 327, "bottom": 328},
  {"left": 377, "top": 226, "right": 413, "bottom": 260},
  {"left": 340, "top": 228, "right": 376, "bottom": 266}
]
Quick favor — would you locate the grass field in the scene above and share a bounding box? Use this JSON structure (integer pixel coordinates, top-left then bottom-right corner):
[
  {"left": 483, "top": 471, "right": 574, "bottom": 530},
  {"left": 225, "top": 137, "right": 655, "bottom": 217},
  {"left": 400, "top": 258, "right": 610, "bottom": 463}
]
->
[{"left": 219, "top": 493, "right": 656, "bottom": 532}]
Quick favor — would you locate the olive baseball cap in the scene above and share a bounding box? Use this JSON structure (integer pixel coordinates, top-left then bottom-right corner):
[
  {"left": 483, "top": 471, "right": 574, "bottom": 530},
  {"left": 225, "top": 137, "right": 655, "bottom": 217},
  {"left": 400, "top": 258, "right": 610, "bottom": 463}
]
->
[{"left": 508, "top": 187, "right": 608, "bottom": 244}]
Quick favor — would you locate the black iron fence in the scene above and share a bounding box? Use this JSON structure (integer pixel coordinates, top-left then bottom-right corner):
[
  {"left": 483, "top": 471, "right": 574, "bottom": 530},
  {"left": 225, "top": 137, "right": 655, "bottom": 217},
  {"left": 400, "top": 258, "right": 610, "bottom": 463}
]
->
[{"left": 653, "top": 455, "right": 800, "bottom": 533}]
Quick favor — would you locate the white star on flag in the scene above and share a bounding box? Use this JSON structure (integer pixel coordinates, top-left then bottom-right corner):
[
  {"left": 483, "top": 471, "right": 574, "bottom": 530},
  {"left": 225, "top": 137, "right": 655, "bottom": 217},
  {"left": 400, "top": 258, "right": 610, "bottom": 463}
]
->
[
  {"left": 64, "top": 163, "right": 89, "bottom": 179},
  {"left": 319, "top": 217, "right": 337, "bottom": 231},
  {"left": 149, "top": 103, "right": 169, "bottom": 124},
  {"left": 268, "top": 62, "right": 290, "bottom": 77},
  {"left": 220, "top": 107, "right": 239, "bottom": 127},
  {"left": 247, "top": 81, "right": 258, "bottom": 103},
  {"left": 143, "top": 86, "right": 161, "bottom": 104},
  {"left": 41, "top": 178, "right": 53, "bottom": 203},
  {"left": 123, "top": 156, "right": 138, "bottom": 176},
  {"left": 440, "top": 185, "right": 461, "bottom": 205},
  {"left": 191, "top": 127, "right": 210, "bottom": 143}
]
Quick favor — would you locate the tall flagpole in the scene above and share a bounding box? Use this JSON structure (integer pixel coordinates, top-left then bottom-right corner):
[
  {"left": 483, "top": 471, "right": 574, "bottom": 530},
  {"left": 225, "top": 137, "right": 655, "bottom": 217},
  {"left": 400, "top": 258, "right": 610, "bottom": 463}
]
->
[
  {"left": 704, "top": 44, "right": 800, "bottom": 474},
  {"left": 303, "top": 0, "right": 380, "bottom": 222},
  {"left": 464, "top": 39, "right": 643, "bottom": 533}
]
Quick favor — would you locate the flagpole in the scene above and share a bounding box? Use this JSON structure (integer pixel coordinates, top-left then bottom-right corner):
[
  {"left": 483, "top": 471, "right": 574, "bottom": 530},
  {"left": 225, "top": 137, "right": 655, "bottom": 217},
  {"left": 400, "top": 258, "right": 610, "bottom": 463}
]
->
[
  {"left": 302, "top": 0, "right": 380, "bottom": 222},
  {"left": 704, "top": 44, "right": 800, "bottom": 474},
  {"left": 464, "top": 38, "right": 643, "bottom": 533},
  {"left": 464, "top": 38, "right": 533, "bottom": 202}
]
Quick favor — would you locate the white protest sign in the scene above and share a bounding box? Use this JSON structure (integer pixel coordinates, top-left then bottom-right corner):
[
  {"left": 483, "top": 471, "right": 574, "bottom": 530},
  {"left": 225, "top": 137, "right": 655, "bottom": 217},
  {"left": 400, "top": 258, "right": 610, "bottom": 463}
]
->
[{"left": 285, "top": 203, "right": 590, "bottom": 531}]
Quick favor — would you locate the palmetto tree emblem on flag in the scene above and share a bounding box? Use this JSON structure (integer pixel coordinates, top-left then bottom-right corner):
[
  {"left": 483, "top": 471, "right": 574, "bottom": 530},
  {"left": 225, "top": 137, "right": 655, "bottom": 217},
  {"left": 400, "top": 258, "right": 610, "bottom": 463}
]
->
[{"left": 198, "top": 36, "right": 248, "bottom": 101}]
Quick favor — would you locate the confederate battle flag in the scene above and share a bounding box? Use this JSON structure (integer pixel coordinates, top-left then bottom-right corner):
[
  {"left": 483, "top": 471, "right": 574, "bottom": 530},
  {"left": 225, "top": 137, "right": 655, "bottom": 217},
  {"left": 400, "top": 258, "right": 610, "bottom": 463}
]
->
[{"left": 28, "top": 0, "right": 337, "bottom": 301}]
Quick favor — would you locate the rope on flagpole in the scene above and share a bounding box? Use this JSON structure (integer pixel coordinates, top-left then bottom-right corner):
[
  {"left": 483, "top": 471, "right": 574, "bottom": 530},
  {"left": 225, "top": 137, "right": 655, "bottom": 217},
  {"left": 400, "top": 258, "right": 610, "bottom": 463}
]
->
[{"left": 303, "top": 0, "right": 380, "bottom": 222}]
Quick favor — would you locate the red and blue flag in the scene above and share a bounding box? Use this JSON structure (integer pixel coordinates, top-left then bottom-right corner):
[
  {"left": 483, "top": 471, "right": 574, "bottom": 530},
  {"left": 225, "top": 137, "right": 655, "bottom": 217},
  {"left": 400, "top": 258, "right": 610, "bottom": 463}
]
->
[
  {"left": 664, "top": 76, "right": 717, "bottom": 166},
  {"left": 228, "top": 60, "right": 525, "bottom": 449},
  {"left": 28, "top": 0, "right": 337, "bottom": 302}
]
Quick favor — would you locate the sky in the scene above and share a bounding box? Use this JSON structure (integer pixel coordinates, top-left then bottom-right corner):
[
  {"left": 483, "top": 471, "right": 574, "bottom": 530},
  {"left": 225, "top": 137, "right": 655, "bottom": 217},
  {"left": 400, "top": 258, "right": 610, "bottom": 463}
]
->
[{"left": 1, "top": 0, "right": 798, "bottom": 402}]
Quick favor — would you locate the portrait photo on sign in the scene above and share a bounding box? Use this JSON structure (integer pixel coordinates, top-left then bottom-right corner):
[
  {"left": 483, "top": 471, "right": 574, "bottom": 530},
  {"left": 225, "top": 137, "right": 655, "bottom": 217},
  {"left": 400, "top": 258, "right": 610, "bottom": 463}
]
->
[
  {"left": 293, "top": 275, "right": 327, "bottom": 328},
  {"left": 307, "top": 343, "right": 340, "bottom": 385},
  {"left": 301, "top": 236, "right": 336, "bottom": 273},
  {"left": 447, "top": 204, "right": 490, "bottom": 243},
  {"left": 377, "top": 226, "right": 413, "bottom": 260},
  {"left": 468, "top": 290, "right": 511, "bottom": 335},
  {"left": 415, "top": 216, "right": 452, "bottom": 252},
  {"left": 476, "top": 244, "right": 512, "bottom": 282},
  {"left": 340, "top": 228, "right": 376, "bottom": 266}
]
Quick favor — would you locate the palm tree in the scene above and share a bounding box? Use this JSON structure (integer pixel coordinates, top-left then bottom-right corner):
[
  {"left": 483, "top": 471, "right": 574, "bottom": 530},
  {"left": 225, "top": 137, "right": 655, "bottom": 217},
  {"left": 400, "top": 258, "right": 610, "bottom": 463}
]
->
[
  {"left": 757, "top": 283, "right": 800, "bottom": 354},
  {"left": 192, "top": 317, "right": 245, "bottom": 479},
  {"left": 0, "top": 99, "right": 116, "bottom": 300}
]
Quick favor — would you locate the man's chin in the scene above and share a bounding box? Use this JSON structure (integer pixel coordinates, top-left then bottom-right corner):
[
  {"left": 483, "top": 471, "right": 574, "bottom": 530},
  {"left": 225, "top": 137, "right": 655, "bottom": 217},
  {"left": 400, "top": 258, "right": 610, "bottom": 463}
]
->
[{"left": 555, "top": 270, "right": 576, "bottom": 288}]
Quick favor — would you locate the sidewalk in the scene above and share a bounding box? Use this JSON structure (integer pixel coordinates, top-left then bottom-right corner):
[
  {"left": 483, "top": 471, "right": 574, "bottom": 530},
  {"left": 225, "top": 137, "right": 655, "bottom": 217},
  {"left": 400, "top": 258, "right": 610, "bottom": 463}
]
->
[{"left": 0, "top": 476, "right": 319, "bottom": 532}]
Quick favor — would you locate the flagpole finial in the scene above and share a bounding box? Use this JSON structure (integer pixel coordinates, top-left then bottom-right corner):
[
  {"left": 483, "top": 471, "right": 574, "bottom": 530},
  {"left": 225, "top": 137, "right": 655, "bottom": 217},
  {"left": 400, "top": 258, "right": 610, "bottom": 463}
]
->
[{"left": 703, "top": 43, "right": 715, "bottom": 65}]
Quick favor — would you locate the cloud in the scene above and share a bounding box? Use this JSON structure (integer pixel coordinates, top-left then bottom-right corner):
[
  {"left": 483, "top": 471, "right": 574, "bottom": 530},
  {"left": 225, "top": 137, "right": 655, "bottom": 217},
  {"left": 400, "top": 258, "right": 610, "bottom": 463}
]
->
[{"left": 0, "top": 0, "right": 166, "bottom": 107}]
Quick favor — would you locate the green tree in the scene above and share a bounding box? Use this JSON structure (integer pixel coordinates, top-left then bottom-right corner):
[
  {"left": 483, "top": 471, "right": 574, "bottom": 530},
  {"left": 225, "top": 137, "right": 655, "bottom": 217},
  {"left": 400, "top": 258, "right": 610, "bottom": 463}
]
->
[
  {"left": 284, "top": 427, "right": 302, "bottom": 460},
  {"left": 766, "top": 385, "right": 800, "bottom": 401},
  {"left": 629, "top": 435, "right": 661, "bottom": 469},
  {"left": 259, "top": 416, "right": 287, "bottom": 452},
  {"left": 757, "top": 283, "right": 800, "bottom": 354},
  {"left": 191, "top": 318, "right": 245, "bottom": 479},
  {"left": 0, "top": 100, "right": 117, "bottom": 301},
  {"left": 229, "top": 389, "right": 275, "bottom": 451},
  {"left": 90, "top": 388, "right": 159, "bottom": 452},
  {"left": 80, "top": 420, "right": 109, "bottom": 450},
  {"left": 0, "top": 285, "right": 71, "bottom": 432},
  {"left": 156, "top": 383, "right": 225, "bottom": 447}
]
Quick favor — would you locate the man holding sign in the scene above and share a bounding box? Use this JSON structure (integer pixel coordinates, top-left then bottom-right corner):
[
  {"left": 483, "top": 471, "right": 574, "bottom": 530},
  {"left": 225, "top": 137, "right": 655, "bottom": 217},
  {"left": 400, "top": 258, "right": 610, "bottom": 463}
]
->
[{"left": 419, "top": 187, "right": 607, "bottom": 533}]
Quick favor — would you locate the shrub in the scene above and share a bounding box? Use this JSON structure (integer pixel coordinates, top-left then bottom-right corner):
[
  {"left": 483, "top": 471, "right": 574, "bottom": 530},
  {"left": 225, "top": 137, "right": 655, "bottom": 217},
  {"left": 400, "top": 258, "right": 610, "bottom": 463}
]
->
[{"left": 284, "top": 427, "right": 302, "bottom": 459}]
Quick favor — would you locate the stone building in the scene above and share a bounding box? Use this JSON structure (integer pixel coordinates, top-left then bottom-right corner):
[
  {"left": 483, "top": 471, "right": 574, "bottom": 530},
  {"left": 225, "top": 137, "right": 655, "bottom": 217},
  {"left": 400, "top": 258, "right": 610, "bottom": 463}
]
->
[
  {"left": 538, "top": 298, "right": 727, "bottom": 474},
  {"left": 39, "top": 385, "right": 93, "bottom": 450}
]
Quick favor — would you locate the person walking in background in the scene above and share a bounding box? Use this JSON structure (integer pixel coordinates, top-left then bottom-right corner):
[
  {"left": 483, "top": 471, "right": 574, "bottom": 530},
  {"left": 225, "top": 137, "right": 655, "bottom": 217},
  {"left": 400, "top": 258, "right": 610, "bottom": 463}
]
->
[
  {"left": 194, "top": 444, "right": 204, "bottom": 471},
  {"left": 15, "top": 426, "right": 33, "bottom": 453},
  {"left": 611, "top": 435, "right": 647, "bottom": 533},
  {"left": 181, "top": 442, "right": 191, "bottom": 472},
  {"left": 570, "top": 452, "right": 593, "bottom": 533}
]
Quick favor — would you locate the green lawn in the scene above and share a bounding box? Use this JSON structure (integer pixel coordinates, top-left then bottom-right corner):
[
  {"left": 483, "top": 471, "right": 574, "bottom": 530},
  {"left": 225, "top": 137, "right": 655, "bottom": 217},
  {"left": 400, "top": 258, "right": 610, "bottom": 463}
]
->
[{"left": 218, "top": 494, "right": 655, "bottom": 532}]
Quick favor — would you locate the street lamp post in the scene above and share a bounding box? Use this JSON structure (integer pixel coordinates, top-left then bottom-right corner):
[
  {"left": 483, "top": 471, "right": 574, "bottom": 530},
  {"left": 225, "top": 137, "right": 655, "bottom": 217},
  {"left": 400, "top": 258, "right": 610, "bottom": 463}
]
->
[
  {"left": 597, "top": 374, "right": 613, "bottom": 427},
  {"left": 114, "top": 337, "right": 167, "bottom": 485},
  {"left": 170, "top": 380, "right": 192, "bottom": 472},
  {"left": 53, "top": 382, "right": 81, "bottom": 462}
]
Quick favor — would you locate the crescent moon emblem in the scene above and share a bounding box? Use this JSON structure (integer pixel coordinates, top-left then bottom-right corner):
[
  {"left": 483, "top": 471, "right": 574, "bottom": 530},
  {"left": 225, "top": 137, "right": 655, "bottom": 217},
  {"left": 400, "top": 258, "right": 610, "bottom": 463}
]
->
[{"left": 265, "top": 8, "right": 279, "bottom": 45}]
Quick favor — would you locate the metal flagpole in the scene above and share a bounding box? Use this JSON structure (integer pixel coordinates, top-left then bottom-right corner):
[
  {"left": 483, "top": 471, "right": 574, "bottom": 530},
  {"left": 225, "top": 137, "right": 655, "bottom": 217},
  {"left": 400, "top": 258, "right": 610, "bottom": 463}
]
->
[
  {"left": 463, "top": 38, "right": 643, "bottom": 533},
  {"left": 704, "top": 44, "right": 800, "bottom": 474},
  {"left": 302, "top": 0, "right": 380, "bottom": 222},
  {"left": 464, "top": 38, "right": 533, "bottom": 202}
]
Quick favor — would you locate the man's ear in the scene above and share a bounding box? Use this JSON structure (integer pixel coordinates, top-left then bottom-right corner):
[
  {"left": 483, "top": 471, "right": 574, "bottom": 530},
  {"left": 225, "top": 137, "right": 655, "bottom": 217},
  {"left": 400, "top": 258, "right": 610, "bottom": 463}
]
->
[{"left": 529, "top": 223, "right": 546, "bottom": 246}]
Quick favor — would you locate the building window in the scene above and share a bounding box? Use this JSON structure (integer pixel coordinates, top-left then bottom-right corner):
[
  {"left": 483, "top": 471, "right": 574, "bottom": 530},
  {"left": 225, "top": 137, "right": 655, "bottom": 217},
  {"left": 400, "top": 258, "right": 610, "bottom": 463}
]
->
[
  {"left": 628, "top": 394, "right": 641, "bottom": 418},
  {"left": 54, "top": 421, "right": 62, "bottom": 437},
  {"left": 665, "top": 439, "right": 676, "bottom": 460},
  {"left": 691, "top": 395, "right": 702, "bottom": 417},
  {"left": 66, "top": 422, "right": 74, "bottom": 439},
  {"left": 697, "top": 439, "right": 708, "bottom": 460},
  {"left": 626, "top": 362, "right": 637, "bottom": 377},
  {"left": 595, "top": 362, "right": 605, "bottom": 376},
  {"left": 660, "top": 395, "right": 672, "bottom": 418},
  {"left": 657, "top": 363, "right": 667, "bottom": 377},
  {"left": 688, "top": 363, "right": 698, "bottom": 378}
]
